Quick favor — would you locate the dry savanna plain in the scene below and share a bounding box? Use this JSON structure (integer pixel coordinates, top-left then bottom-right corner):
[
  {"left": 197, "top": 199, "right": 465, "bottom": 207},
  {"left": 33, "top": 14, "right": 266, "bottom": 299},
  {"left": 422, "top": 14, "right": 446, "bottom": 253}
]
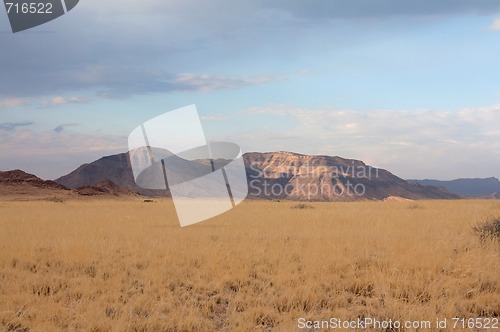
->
[{"left": 0, "top": 198, "right": 499, "bottom": 331}]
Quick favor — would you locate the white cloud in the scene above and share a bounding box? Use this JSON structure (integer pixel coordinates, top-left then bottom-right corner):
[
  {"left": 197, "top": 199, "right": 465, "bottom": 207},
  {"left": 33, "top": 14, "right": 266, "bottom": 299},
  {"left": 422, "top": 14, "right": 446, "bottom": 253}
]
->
[
  {"left": 490, "top": 18, "right": 500, "bottom": 30},
  {"left": 173, "top": 74, "right": 281, "bottom": 92},
  {"left": 0, "top": 98, "right": 30, "bottom": 109},
  {"left": 42, "top": 96, "right": 91, "bottom": 106},
  {"left": 245, "top": 105, "right": 296, "bottom": 116},
  {"left": 0, "top": 96, "right": 91, "bottom": 110},
  {"left": 0, "top": 128, "right": 125, "bottom": 156}
]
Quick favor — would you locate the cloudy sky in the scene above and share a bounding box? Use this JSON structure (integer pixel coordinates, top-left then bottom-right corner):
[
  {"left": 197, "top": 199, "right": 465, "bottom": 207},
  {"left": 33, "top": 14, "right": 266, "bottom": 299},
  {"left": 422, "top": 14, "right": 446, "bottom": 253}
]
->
[{"left": 1, "top": 0, "right": 500, "bottom": 180}]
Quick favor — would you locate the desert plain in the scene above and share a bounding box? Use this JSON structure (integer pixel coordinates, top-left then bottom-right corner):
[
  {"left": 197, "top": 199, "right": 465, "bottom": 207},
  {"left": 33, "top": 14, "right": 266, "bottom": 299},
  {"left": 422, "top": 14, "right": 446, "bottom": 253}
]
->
[{"left": 0, "top": 198, "right": 498, "bottom": 331}]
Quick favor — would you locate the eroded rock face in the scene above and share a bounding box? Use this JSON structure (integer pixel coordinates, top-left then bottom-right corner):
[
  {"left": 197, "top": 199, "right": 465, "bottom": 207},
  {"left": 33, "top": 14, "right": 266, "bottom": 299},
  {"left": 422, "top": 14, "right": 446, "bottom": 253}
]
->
[{"left": 243, "top": 152, "right": 459, "bottom": 201}]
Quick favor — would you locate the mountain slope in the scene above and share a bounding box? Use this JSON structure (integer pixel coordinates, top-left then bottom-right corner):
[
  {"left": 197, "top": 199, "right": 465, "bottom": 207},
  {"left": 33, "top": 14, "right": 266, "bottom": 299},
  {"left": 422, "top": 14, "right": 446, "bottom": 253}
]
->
[
  {"left": 55, "top": 154, "right": 166, "bottom": 196},
  {"left": 55, "top": 151, "right": 459, "bottom": 201},
  {"left": 75, "top": 180, "right": 139, "bottom": 197}
]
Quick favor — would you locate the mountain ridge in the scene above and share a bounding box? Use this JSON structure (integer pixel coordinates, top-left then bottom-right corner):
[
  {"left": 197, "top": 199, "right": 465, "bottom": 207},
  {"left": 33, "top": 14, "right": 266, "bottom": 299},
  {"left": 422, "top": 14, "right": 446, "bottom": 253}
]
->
[
  {"left": 54, "top": 151, "right": 460, "bottom": 201},
  {"left": 0, "top": 169, "right": 68, "bottom": 190}
]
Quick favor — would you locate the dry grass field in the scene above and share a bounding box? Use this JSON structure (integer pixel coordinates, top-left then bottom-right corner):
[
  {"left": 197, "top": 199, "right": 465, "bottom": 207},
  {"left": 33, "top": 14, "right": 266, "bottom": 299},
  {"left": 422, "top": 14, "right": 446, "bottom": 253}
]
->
[{"left": 0, "top": 199, "right": 498, "bottom": 331}]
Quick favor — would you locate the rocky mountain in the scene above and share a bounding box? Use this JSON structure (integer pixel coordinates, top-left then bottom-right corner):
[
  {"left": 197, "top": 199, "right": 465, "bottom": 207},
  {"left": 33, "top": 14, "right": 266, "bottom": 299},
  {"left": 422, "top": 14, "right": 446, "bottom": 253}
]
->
[
  {"left": 245, "top": 152, "right": 459, "bottom": 201},
  {"left": 0, "top": 169, "right": 70, "bottom": 199},
  {"left": 0, "top": 169, "right": 68, "bottom": 190},
  {"left": 408, "top": 177, "right": 500, "bottom": 197},
  {"left": 55, "top": 153, "right": 167, "bottom": 196},
  {"left": 55, "top": 151, "right": 460, "bottom": 201}
]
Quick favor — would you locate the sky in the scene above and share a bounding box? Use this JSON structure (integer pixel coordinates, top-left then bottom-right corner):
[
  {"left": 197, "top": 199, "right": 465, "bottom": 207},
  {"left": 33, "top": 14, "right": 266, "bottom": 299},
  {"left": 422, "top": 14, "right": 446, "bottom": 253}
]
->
[{"left": 1, "top": 0, "right": 500, "bottom": 180}]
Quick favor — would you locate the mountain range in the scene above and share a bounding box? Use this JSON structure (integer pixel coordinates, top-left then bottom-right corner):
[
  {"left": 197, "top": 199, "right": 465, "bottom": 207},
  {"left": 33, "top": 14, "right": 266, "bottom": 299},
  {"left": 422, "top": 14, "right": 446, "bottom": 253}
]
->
[
  {"left": 6, "top": 151, "right": 498, "bottom": 201},
  {"left": 53, "top": 151, "right": 460, "bottom": 201},
  {"left": 408, "top": 178, "right": 500, "bottom": 198}
]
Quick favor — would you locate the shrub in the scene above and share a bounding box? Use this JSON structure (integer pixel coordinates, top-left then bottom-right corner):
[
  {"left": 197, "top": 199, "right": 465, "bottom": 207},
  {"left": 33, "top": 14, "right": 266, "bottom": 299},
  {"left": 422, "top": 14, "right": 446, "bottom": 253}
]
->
[
  {"left": 473, "top": 216, "right": 500, "bottom": 242},
  {"left": 291, "top": 203, "right": 314, "bottom": 209}
]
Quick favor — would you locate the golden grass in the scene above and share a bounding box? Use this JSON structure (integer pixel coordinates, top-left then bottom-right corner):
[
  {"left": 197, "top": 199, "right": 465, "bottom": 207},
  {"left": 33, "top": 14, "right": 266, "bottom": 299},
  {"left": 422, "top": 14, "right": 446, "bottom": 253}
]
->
[{"left": 0, "top": 199, "right": 498, "bottom": 331}]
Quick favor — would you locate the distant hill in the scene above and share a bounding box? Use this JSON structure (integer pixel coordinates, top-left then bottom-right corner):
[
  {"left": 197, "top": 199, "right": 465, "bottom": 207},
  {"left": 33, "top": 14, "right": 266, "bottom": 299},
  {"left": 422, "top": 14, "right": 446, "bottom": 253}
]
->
[
  {"left": 0, "top": 170, "right": 138, "bottom": 200},
  {"left": 408, "top": 177, "right": 500, "bottom": 197},
  {"left": 0, "top": 169, "right": 68, "bottom": 190},
  {"left": 55, "top": 153, "right": 167, "bottom": 197},
  {"left": 0, "top": 169, "right": 71, "bottom": 200},
  {"left": 55, "top": 151, "right": 460, "bottom": 201}
]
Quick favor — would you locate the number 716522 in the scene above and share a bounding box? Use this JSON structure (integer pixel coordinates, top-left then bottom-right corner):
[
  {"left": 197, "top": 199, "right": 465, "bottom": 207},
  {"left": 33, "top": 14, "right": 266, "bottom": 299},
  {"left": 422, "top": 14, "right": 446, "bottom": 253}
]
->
[{"left": 5, "top": 2, "right": 53, "bottom": 14}]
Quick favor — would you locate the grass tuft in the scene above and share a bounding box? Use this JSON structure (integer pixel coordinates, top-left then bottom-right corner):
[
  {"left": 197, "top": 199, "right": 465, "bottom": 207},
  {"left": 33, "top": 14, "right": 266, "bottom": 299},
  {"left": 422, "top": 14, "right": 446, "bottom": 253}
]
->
[
  {"left": 291, "top": 203, "right": 314, "bottom": 209},
  {"left": 473, "top": 216, "right": 500, "bottom": 242}
]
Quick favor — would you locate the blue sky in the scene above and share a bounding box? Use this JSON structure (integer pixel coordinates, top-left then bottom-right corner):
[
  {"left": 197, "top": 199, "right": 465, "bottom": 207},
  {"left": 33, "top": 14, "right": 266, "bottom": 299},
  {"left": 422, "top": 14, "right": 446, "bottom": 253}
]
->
[{"left": 1, "top": 0, "right": 500, "bottom": 180}]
